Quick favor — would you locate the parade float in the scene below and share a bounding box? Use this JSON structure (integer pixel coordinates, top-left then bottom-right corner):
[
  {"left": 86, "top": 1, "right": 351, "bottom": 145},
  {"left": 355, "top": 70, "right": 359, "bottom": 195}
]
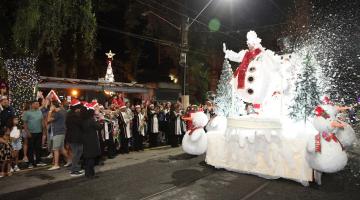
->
[{"left": 182, "top": 31, "right": 357, "bottom": 186}]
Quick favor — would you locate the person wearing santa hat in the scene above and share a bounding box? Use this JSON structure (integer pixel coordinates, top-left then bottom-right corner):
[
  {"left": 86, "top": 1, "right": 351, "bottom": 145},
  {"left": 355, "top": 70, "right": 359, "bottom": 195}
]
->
[
  {"left": 66, "top": 99, "right": 84, "bottom": 176},
  {"left": 111, "top": 93, "right": 124, "bottom": 108},
  {"left": 80, "top": 102, "right": 102, "bottom": 178},
  {"left": 118, "top": 102, "right": 131, "bottom": 154}
]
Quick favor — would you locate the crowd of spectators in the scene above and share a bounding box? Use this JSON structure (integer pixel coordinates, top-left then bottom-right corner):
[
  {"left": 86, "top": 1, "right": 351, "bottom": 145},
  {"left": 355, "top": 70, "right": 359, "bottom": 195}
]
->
[{"left": 0, "top": 92, "right": 215, "bottom": 178}]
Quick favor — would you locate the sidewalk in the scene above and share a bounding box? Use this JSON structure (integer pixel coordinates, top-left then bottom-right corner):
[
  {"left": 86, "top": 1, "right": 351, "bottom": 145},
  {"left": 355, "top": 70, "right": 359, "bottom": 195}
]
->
[{"left": 0, "top": 146, "right": 184, "bottom": 195}]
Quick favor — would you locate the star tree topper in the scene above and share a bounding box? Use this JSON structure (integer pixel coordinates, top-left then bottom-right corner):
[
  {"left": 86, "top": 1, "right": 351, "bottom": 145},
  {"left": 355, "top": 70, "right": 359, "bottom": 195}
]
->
[{"left": 106, "top": 50, "right": 115, "bottom": 60}]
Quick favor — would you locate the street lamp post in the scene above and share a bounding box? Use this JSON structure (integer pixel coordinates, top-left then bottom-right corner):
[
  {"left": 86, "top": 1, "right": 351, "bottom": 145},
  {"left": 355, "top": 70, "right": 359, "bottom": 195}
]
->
[{"left": 142, "top": 0, "right": 215, "bottom": 106}]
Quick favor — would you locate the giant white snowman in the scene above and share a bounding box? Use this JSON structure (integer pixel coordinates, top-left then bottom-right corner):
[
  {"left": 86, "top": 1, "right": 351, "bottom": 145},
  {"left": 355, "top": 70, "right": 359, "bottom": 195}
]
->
[{"left": 223, "top": 31, "right": 282, "bottom": 113}]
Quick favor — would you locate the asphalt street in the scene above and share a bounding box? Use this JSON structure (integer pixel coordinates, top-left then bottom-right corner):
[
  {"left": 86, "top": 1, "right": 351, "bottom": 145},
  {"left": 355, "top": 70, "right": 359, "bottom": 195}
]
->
[{"left": 1, "top": 150, "right": 360, "bottom": 200}]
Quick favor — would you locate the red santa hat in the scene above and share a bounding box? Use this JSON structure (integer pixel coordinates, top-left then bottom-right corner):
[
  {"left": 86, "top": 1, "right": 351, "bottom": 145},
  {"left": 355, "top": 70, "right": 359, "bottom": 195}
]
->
[
  {"left": 91, "top": 99, "right": 99, "bottom": 107},
  {"left": 46, "top": 90, "right": 61, "bottom": 103},
  {"left": 85, "top": 102, "right": 97, "bottom": 110},
  {"left": 70, "top": 99, "right": 81, "bottom": 107},
  {"left": 119, "top": 102, "right": 126, "bottom": 109}
]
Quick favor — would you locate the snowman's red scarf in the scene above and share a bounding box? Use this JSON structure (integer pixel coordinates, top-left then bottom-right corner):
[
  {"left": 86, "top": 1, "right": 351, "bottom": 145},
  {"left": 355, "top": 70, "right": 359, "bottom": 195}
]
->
[
  {"left": 233, "top": 48, "right": 261, "bottom": 89},
  {"left": 315, "top": 132, "right": 343, "bottom": 153}
]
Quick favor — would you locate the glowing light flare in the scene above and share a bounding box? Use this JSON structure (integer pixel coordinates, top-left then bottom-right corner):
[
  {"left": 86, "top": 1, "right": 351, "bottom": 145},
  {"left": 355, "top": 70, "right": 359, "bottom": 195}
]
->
[
  {"left": 169, "top": 74, "right": 178, "bottom": 83},
  {"left": 71, "top": 89, "right": 79, "bottom": 97},
  {"left": 208, "top": 18, "right": 221, "bottom": 32},
  {"left": 104, "top": 90, "right": 114, "bottom": 96}
]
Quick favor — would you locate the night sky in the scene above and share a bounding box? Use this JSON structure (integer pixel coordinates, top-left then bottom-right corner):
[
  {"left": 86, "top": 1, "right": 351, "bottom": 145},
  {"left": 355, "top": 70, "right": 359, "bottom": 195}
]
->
[{"left": 94, "top": 0, "right": 296, "bottom": 83}]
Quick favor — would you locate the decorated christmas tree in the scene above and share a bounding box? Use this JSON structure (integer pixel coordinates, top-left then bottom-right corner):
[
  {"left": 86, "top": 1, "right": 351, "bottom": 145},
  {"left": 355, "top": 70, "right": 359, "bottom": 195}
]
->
[
  {"left": 5, "top": 57, "right": 39, "bottom": 117},
  {"left": 214, "top": 59, "right": 233, "bottom": 116},
  {"left": 105, "top": 50, "right": 115, "bottom": 82},
  {"left": 289, "top": 53, "right": 320, "bottom": 121}
]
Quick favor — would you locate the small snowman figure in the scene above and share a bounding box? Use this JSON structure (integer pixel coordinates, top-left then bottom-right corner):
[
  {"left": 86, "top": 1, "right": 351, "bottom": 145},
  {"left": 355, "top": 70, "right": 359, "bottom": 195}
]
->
[
  {"left": 321, "top": 96, "right": 356, "bottom": 149},
  {"left": 182, "top": 112, "right": 209, "bottom": 155},
  {"left": 306, "top": 105, "right": 348, "bottom": 185}
]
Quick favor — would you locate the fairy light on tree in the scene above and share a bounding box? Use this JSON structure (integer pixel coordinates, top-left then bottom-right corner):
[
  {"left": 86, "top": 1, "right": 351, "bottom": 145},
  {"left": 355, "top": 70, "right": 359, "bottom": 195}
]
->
[{"left": 4, "top": 57, "right": 39, "bottom": 116}]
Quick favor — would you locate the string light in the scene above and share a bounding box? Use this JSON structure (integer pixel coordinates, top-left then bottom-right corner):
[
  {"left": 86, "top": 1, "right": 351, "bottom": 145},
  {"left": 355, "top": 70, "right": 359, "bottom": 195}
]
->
[{"left": 4, "top": 57, "right": 39, "bottom": 116}]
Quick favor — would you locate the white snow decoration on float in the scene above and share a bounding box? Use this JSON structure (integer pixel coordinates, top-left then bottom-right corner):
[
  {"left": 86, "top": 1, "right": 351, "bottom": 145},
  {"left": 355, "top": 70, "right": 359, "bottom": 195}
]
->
[{"left": 206, "top": 115, "right": 227, "bottom": 132}]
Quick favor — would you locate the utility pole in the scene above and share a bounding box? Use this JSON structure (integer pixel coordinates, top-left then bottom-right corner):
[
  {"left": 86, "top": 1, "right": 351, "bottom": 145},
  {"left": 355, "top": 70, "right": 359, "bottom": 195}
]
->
[
  {"left": 179, "top": 0, "right": 214, "bottom": 107},
  {"left": 180, "top": 17, "right": 189, "bottom": 107}
]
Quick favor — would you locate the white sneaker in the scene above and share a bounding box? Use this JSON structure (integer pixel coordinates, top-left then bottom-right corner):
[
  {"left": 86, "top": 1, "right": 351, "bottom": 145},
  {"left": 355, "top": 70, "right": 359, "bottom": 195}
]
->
[
  {"left": 47, "top": 154, "right": 53, "bottom": 159},
  {"left": 64, "top": 162, "right": 72, "bottom": 167},
  {"left": 23, "top": 157, "right": 29, "bottom": 162},
  {"left": 47, "top": 166, "right": 60, "bottom": 171},
  {"left": 14, "top": 165, "right": 21, "bottom": 172},
  {"left": 36, "top": 162, "right": 47, "bottom": 167},
  {"left": 10, "top": 168, "right": 14, "bottom": 173}
]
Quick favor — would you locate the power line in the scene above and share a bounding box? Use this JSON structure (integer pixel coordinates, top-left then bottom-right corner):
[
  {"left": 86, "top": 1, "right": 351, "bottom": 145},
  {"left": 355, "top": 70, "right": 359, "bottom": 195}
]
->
[
  {"left": 268, "top": 0, "right": 288, "bottom": 17},
  {"left": 136, "top": 0, "right": 240, "bottom": 41},
  {"left": 168, "top": 0, "right": 235, "bottom": 31},
  {"left": 98, "top": 25, "right": 207, "bottom": 56}
]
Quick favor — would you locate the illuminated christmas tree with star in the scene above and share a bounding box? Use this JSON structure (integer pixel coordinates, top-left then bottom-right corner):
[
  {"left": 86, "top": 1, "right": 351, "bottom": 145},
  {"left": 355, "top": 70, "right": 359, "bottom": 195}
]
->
[{"left": 105, "top": 50, "right": 115, "bottom": 82}]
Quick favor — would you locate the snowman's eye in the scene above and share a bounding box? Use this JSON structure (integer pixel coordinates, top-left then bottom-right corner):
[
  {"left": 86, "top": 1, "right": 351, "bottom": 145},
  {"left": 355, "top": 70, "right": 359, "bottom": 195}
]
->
[{"left": 249, "top": 67, "right": 256, "bottom": 72}]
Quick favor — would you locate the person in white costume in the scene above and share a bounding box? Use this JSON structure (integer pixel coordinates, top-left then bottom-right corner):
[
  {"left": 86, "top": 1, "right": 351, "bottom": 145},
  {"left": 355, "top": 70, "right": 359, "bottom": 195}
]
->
[
  {"left": 306, "top": 105, "right": 348, "bottom": 185},
  {"left": 320, "top": 96, "right": 356, "bottom": 149},
  {"left": 182, "top": 112, "right": 209, "bottom": 155},
  {"left": 223, "top": 31, "right": 282, "bottom": 107}
]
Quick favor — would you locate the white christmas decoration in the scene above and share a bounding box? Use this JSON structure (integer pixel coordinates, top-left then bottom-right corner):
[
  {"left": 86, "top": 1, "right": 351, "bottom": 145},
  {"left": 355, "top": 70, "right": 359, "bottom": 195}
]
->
[
  {"left": 105, "top": 50, "right": 115, "bottom": 83},
  {"left": 184, "top": 30, "right": 357, "bottom": 186}
]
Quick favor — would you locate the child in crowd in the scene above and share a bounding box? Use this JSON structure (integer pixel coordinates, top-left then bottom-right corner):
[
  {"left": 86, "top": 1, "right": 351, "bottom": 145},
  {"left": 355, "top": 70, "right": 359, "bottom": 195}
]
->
[
  {"left": 0, "top": 130, "right": 12, "bottom": 177},
  {"left": 8, "top": 116, "right": 22, "bottom": 172}
]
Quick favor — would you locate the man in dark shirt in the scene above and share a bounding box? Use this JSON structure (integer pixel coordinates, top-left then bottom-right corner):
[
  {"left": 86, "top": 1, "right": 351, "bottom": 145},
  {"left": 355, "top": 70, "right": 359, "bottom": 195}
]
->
[
  {"left": 0, "top": 96, "right": 15, "bottom": 134},
  {"left": 66, "top": 99, "right": 84, "bottom": 176}
]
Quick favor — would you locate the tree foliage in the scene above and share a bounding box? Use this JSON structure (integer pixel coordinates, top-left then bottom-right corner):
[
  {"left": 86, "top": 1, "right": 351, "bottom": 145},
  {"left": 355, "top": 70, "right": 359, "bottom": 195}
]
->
[
  {"left": 214, "top": 59, "right": 233, "bottom": 116},
  {"left": 289, "top": 53, "right": 320, "bottom": 121},
  {"left": 12, "top": 0, "right": 96, "bottom": 60}
]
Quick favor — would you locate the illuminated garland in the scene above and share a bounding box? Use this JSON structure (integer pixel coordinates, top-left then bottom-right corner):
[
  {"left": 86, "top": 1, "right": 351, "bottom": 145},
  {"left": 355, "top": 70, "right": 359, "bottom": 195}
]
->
[{"left": 4, "top": 57, "right": 40, "bottom": 117}]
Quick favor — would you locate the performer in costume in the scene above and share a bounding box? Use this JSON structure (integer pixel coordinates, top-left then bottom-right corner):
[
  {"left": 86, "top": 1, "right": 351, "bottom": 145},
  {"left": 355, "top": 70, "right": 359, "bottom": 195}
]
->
[
  {"left": 118, "top": 103, "right": 131, "bottom": 154},
  {"left": 148, "top": 106, "right": 160, "bottom": 147},
  {"left": 132, "top": 105, "right": 145, "bottom": 151},
  {"left": 169, "top": 104, "right": 186, "bottom": 147},
  {"left": 223, "top": 31, "right": 281, "bottom": 108},
  {"left": 320, "top": 96, "right": 356, "bottom": 149},
  {"left": 306, "top": 104, "right": 348, "bottom": 185},
  {"left": 182, "top": 111, "right": 209, "bottom": 155}
]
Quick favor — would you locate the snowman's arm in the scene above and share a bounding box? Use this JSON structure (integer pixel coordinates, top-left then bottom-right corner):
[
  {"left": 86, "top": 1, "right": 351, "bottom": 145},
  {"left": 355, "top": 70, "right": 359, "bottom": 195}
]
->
[
  {"left": 336, "top": 106, "right": 351, "bottom": 112},
  {"left": 264, "top": 50, "right": 282, "bottom": 72},
  {"left": 224, "top": 49, "right": 246, "bottom": 63},
  {"left": 330, "top": 120, "right": 345, "bottom": 128}
]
